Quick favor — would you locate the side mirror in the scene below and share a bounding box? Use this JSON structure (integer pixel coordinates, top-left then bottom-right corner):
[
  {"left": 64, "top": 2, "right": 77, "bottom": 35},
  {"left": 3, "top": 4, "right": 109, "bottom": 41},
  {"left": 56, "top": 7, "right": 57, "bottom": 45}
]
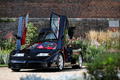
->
[{"left": 13, "top": 33, "right": 21, "bottom": 39}]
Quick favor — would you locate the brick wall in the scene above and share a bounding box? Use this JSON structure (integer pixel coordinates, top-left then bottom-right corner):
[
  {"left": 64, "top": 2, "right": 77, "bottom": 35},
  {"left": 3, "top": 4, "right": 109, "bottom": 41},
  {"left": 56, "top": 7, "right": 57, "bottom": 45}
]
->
[
  {"left": 0, "top": 0, "right": 120, "bottom": 18},
  {"left": 1, "top": 18, "right": 118, "bottom": 38}
]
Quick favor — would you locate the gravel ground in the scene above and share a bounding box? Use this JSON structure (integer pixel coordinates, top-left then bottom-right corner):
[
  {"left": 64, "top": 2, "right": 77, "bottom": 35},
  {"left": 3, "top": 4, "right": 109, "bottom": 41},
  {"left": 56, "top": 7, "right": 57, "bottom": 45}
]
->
[{"left": 0, "top": 66, "right": 87, "bottom": 80}]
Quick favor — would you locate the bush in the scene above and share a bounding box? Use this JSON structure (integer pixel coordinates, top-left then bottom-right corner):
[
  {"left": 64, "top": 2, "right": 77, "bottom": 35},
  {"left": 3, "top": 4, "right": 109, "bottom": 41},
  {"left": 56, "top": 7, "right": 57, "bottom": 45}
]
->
[
  {"left": 22, "top": 22, "right": 38, "bottom": 49},
  {"left": 81, "top": 39, "right": 90, "bottom": 55},
  {"left": 85, "top": 45, "right": 105, "bottom": 62},
  {"left": 86, "top": 52, "right": 120, "bottom": 80},
  {"left": 68, "top": 38, "right": 83, "bottom": 49},
  {"left": 3, "top": 38, "right": 16, "bottom": 50},
  {"left": 0, "top": 31, "right": 16, "bottom": 52},
  {"left": 0, "top": 52, "right": 9, "bottom": 64}
]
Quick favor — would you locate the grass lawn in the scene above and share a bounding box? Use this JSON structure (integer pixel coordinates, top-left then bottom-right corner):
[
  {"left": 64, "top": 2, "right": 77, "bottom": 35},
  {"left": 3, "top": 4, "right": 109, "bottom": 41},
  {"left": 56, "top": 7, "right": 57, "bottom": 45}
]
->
[
  {"left": 0, "top": 64, "right": 8, "bottom": 67},
  {"left": 83, "top": 63, "right": 92, "bottom": 66},
  {"left": 0, "top": 62, "right": 90, "bottom": 67}
]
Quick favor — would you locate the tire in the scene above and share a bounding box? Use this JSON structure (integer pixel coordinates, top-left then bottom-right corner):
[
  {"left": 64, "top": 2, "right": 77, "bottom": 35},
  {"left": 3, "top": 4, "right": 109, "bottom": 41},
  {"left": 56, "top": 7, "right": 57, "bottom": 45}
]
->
[
  {"left": 72, "top": 54, "right": 82, "bottom": 69},
  {"left": 78, "top": 54, "right": 82, "bottom": 68},
  {"left": 57, "top": 53, "right": 64, "bottom": 71},
  {"left": 12, "top": 69, "right": 20, "bottom": 72}
]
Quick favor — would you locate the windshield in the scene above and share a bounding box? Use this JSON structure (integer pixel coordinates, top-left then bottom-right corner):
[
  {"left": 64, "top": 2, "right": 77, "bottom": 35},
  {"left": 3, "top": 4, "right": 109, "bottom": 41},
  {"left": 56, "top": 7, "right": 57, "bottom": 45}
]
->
[
  {"left": 27, "top": 42, "right": 57, "bottom": 50},
  {"left": 45, "top": 33, "right": 56, "bottom": 40}
]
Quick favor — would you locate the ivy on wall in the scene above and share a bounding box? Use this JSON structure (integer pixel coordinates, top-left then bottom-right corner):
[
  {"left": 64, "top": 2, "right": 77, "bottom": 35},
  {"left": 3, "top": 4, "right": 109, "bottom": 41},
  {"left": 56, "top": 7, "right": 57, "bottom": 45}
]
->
[{"left": 0, "top": 18, "right": 16, "bottom": 22}]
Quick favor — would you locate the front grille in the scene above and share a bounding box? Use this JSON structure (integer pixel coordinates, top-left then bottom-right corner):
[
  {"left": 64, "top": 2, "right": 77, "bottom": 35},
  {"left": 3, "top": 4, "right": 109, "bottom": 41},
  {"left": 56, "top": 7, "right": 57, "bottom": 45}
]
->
[
  {"left": 29, "top": 56, "right": 49, "bottom": 61},
  {"left": 28, "top": 63, "right": 40, "bottom": 67},
  {"left": 28, "top": 63, "right": 47, "bottom": 68},
  {"left": 12, "top": 63, "right": 25, "bottom": 68}
]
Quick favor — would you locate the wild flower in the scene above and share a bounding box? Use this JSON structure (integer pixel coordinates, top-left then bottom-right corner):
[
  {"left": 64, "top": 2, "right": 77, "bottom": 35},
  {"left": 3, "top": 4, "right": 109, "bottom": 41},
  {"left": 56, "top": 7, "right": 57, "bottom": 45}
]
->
[
  {"left": 12, "top": 40, "right": 16, "bottom": 44},
  {"left": 104, "top": 48, "right": 106, "bottom": 51},
  {"left": 91, "top": 39, "right": 100, "bottom": 47},
  {"left": 4, "top": 31, "right": 14, "bottom": 40},
  {"left": 82, "top": 41, "right": 84, "bottom": 45},
  {"left": 87, "top": 48, "right": 88, "bottom": 50},
  {"left": 112, "top": 41, "right": 115, "bottom": 45}
]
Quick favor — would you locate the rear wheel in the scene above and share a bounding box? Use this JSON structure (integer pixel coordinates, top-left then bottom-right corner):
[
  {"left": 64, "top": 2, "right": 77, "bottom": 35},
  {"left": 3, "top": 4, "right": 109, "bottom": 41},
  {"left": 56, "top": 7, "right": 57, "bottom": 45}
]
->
[
  {"left": 78, "top": 54, "right": 82, "bottom": 68},
  {"left": 11, "top": 69, "right": 20, "bottom": 72},
  {"left": 72, "top": 54, "right": 82, "bottom": 69},
  {"left": 57, "top": 53, "right": 64, "bottom": 71}
]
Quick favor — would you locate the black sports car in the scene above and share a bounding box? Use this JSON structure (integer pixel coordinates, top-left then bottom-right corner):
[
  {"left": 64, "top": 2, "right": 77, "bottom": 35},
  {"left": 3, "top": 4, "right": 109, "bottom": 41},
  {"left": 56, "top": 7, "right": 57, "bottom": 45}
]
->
[{"left": 8, "top": 13, "right": 83, "bottom": 72}]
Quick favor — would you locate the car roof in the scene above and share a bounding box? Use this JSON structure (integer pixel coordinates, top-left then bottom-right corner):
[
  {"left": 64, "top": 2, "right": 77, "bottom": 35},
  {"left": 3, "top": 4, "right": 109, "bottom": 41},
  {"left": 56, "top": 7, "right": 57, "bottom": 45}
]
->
[{"left": 40, "top": 28, "right": 52, "bottom": 32}]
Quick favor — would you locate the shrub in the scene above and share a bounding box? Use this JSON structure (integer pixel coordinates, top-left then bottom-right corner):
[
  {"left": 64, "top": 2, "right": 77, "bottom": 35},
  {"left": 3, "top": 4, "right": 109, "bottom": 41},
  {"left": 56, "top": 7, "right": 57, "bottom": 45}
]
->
[
  {"left": 3, "top": 38, "right": 16, "bottom": 50},
  {"left": 86, "top": 52, "right": 120, "bottom": 80},
  {"left": 68, "top": 38, "right": 83, "bottom": 49},
  {"left": 85, "top": 45, "right": 105, "bottom": 62},
  {"left": 0, "top": 52, "right": 9, "bottom": 64},
  {"left": 21, "top": 22, "right": 38, "bottom": 49},
  {"left": 80, "top": 38, "right": 106, "bottom": 63},
  {"left": 81, "top": 39, "right": 90, "bottom": 62},
  {"left": 0, "top": 31, "right": 16, "bottom": 52},
  {"left": 0, "top": 52, "right": 4, "bottom": 64}
]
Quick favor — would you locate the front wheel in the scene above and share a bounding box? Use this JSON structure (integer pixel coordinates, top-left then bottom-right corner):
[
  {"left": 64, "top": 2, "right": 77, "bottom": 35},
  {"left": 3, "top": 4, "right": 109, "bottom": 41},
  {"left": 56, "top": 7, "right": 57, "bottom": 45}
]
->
[
  {"left": 11, "top": 69, "right": 20, "bottom": 72},
  {"left": 57, "top": 53, "right": 64, "bottom": 71}
]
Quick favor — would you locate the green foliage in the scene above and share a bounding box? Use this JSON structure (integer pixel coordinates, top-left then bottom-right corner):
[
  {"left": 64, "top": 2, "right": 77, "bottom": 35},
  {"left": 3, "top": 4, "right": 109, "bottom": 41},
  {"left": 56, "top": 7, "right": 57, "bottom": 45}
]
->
[
  {"left": 22, "top": 22, "right": 38, "bottom": 49},
  {"left": 101, "top": 38, "right": 120, "bottom": 50},
  {"left": 0, "top": 38, "right": 16, "bottom": 53},
  {"left": 0, "top": 64, "right": 8, "bottom": 67},
  {"left": 3, "top": 38, "right": 16, "bottom": 50},
  {"left": 0, "top": 52, "right": 9, "bottom": 64},
  {"left": 81, "top": 39, "right": 89, "bottom": 55},
  {"left": 73, "top": 54, "right": 79, "bottom": 61},
  {"left": 85, "top": 45, "right": 105, "bottom": 62},
  {"left": 86, "top": 52, "right": 120, "bottom": 80},
  {"left": 0, "top": 17, "right": 16, "bottom": 22},
  {"left": 68, "top": 38, "right": 83, "bottom": 49}
]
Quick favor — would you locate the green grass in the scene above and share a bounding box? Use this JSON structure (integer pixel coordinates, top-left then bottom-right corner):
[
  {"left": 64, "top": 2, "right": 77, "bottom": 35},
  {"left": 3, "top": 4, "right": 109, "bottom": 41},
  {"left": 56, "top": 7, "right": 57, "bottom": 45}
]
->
[
  {"left": 0, "top": 64, "right": 8, "bottom": 67},
  {"left": 83, "top": 62, "right": 92, "bottom": 66},
  {"left": 0, "top": 63, "right": 91, "bottom": 67}
]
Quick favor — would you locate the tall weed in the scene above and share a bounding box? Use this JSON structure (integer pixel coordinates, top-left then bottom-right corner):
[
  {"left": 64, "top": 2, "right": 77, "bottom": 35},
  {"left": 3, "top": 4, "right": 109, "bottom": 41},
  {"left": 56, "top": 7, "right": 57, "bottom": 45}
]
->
[{"left": 86, "top": 30, "right": 120, "bottom": 50}]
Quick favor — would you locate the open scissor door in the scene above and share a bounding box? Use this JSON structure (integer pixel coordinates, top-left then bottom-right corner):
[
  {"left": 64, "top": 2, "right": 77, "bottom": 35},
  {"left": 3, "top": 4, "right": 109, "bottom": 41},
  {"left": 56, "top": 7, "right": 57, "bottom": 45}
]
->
[
  {"left": 50, "top": 13, "right": 61, "bottom": 39},
  {"left": 15, "top": 13, "right": 29, "bottom": 50},
  {"left": 50, "top": 13, "right": 68, "bottom": 49}
]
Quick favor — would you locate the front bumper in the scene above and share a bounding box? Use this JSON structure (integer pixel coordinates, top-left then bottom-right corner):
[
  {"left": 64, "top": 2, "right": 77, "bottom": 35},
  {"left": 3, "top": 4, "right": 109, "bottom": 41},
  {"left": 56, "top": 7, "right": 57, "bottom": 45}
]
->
[
  {"left": 8, "top": 53, "right": 58, "bottom": 69},
  {"left": 8, "top": 60, "right": 57, "bottom": 69}
]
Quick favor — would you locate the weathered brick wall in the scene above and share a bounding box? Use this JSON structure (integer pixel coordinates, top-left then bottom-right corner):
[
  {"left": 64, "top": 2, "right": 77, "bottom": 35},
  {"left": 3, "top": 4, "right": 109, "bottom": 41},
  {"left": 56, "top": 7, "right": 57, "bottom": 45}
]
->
[
  {"left": 1, "top": 18, "right": 118, "bottom": 38},
  {"left": 0, "top": 0, "right": 120, "bottom": 18}
]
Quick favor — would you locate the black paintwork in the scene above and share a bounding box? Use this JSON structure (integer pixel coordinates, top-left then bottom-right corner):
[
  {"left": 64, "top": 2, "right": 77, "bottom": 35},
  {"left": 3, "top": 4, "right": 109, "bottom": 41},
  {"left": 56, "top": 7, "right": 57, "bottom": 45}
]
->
[{"left": 8, "top": 12, "right": 78, "bottom": 70}]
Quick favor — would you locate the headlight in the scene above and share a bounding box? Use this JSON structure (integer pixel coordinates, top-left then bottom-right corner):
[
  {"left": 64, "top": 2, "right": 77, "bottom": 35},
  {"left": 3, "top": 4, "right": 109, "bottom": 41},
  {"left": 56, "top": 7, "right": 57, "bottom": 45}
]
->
[
  {"left": 36, "top": 53, "right": 50, "bottom": 57},
  {"left": 13, "top": 53, "right": 24, "bottom": 57}
]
